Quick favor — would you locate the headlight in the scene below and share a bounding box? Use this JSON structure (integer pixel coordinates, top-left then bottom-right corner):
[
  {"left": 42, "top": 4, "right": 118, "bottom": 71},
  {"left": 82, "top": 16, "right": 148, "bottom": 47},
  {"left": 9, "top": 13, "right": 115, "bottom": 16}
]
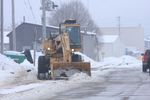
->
[
  {"left": 72, "top": 49, "right": 74, "bottom": 52},
  {"left": 47, "top": 47, "right": 51, "bottom": 50}
]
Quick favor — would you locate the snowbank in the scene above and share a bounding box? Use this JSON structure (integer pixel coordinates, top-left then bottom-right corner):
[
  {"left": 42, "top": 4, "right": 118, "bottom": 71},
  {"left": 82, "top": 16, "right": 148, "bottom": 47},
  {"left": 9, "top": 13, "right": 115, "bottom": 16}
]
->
[
  {"left": 0, "top": 51, "right": 141, "bottom": 80},
  {"left": 0, "top": 83, "right": 42, "bottom": 95},
  {"left": 74, "top": 52, "right": 100, "bottom": 68},
  {"left": 102, "top": 55, "right": 141, "bottom": 69},
  {"left": 4, "top": 51, "right": 24, "bottom": 56},
  {"left": 0, "top": 54, "right": 21, "bottom": 86},
  {"left": 75, "top": 52, "right": 141, "bottom": 69},
  {"left": 0, "top": 51, "right": 142, "bottom": 99},
  {"left": 69, "top": 73, "right": 91, "bottom": 82},
  {"left": 0, "top": 54, "right": 20, "bottom": 71},
  {"left": 20, "top": 59, "right": 35, "bottom": 71},
  {"left": 0, "top": 53, "right": 37, "bottom": 86}
]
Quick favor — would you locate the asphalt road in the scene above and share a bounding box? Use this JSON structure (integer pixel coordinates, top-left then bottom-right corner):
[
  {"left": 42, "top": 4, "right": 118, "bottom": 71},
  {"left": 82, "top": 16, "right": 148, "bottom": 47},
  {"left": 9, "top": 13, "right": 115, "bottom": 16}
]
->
[{"left": 49, "top": 68, "right": 150, "bottom": 100}]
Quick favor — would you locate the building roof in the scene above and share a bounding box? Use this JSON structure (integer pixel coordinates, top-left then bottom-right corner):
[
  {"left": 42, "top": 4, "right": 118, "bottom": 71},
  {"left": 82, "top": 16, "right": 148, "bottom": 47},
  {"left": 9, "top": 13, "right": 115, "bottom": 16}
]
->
[
  {"left": 98, "top": 35, "right": 119, "bottom": 43},
  {"left": 80, "top": 31, "right": 96, "bottom": 35},
  {"left": 7, "top": 22, "right": 59, "bottom": 37}
]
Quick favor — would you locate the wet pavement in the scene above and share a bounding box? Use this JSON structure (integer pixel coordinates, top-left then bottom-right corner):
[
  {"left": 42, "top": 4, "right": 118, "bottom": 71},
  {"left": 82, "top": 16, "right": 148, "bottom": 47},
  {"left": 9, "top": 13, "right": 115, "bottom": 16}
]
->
[{"left": 49, "top": 68, "right": 150, "bottom": 100}]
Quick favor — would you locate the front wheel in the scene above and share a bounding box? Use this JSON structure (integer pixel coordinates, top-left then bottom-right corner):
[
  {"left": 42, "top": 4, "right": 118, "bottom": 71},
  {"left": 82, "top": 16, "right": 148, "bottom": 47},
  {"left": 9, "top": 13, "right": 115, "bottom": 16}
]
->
[
  {"left": 37, "top": 56, "right": 50, "bottom": 80},
  {"left": 142, "top": 65, "right": 147, "bottom": 72}
]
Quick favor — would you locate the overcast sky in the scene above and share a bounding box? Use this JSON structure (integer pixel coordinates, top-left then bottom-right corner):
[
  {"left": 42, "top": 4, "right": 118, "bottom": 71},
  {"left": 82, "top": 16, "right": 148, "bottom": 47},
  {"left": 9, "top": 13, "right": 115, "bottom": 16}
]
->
[{"left": 3, "top": 0, "right": 150, "bottom": 34}]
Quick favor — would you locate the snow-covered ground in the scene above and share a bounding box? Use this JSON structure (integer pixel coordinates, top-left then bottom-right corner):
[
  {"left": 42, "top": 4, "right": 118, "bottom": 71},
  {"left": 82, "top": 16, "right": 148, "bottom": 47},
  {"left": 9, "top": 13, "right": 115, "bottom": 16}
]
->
[{"left": 0, "top": 51, "right": 142, "bottom": 99}]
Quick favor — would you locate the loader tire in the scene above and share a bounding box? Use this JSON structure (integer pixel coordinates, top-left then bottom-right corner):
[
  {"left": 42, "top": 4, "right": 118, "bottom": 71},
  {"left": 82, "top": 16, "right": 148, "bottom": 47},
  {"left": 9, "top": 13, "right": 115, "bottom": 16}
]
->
[
  {"left": 37, "top": 56, "right": 50, "bottom": 80},
  {"left": 72, "top": 54, "right": 82, "bottom": 62},
  {"left": 142, "top": 65, "right": 147, "bottom": 72}
]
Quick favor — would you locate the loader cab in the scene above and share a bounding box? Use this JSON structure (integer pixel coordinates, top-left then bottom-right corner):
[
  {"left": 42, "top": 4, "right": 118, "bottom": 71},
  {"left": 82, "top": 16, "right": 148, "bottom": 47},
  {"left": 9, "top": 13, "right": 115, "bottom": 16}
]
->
[{"left": 59, "top": 19, "right": 81, "bottom": 50}]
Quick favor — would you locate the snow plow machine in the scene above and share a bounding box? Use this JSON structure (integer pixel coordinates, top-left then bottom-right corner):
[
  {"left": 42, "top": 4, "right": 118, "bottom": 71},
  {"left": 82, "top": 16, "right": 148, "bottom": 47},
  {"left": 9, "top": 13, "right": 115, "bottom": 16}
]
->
[{"left": 37, "top": 19, "right": 91, "bottom": 80}]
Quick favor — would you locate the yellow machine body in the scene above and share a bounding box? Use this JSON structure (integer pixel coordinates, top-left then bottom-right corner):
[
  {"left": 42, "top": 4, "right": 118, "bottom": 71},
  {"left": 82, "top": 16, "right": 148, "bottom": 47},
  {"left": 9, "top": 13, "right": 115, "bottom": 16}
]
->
[{"left": 38, "top": 19, "right": 91, "bottom": 79}]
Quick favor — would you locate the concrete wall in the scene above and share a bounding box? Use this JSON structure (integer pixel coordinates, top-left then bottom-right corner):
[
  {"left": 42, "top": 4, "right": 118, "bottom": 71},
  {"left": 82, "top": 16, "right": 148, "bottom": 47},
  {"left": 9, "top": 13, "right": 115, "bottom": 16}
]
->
[{"left": 100, "top": 27, "right": 144, "bottom": 52}]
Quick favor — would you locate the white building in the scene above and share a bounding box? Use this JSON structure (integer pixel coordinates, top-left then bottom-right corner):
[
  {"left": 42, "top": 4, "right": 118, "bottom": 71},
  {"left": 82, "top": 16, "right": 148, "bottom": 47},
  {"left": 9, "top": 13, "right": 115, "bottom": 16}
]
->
[
  {"left": 100, "top": 27, "right": 144, "bottom": 52},
  {"left": 81, "top": 27, "right": 144, "bottom": 61},
  {"left": 98, "top": 35, "right": 125, "bottom": 59}
]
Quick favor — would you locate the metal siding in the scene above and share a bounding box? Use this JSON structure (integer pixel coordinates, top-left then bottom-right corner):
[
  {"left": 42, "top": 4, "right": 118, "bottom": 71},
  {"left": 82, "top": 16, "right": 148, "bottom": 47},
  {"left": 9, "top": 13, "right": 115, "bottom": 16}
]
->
[
  {"left": 82, "top": 33, "right": 98, "bottom": 61},
  {"left": 8, "top": 23, "right": 59, "bottom": 51}
]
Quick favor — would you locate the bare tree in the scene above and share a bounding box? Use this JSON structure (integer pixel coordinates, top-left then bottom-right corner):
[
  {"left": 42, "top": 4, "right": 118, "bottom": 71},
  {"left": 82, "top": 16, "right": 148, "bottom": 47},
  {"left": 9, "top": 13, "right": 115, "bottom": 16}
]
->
[{"left": 49, "top": 0, "right": 100, "bottom": 33}]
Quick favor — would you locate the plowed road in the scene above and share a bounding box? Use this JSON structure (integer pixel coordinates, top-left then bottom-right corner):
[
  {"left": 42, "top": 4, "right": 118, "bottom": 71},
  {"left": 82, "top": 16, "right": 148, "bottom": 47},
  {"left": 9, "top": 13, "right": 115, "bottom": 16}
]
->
[
  {"left": 49, "top": 68, "right": 150, "bottom": 100},
  {"left": 1, "top": 68, "right": 150, "bottom": 100}
]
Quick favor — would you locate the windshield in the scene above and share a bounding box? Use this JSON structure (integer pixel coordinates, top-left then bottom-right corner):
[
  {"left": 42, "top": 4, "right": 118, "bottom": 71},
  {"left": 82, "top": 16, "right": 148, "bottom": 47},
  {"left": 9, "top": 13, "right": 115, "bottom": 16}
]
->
[{"left": 66, "top": 26, "right": 81, "bottom": 46}]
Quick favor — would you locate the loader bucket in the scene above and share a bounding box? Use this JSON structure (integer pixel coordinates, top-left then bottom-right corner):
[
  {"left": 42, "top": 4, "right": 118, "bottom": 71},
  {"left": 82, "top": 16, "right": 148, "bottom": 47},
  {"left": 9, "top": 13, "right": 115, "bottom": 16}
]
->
[{"left": 51, "top": 62, "right": 91, "bottom": 79}]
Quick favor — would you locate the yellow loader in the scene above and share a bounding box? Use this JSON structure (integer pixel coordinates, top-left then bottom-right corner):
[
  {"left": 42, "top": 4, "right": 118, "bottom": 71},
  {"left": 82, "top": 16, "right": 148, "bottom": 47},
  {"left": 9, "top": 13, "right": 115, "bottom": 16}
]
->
[{"left": 37, "top": 19, "right": 91, "bottom": 80}]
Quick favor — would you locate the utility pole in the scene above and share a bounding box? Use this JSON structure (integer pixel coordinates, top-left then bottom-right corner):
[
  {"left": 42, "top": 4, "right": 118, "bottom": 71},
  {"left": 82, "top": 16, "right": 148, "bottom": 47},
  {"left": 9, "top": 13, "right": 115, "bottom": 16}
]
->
[
  {"left": 33, "top": 27, "right": 37, "bottom": 66},
  {"left": 0, "top": 0, "right": 4, "bottom": 54},
  {"left": 42, "top": 0, "right": 46, "bottom": 39},
  {"left": 12, "top": 0, "right": 16, "bottom": 50},
  {"left": 118, "top": 16, "right": 121, "bottom": 38},
  {"left": 41, "top": 0, "right": 58, "bottom": 40}
]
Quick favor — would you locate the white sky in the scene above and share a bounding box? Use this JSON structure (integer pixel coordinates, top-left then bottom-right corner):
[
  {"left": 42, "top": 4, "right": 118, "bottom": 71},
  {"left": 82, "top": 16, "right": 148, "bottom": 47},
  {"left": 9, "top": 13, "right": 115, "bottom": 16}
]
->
[{"left": 3, "top": 0, "right": 150, "bottom": 34}]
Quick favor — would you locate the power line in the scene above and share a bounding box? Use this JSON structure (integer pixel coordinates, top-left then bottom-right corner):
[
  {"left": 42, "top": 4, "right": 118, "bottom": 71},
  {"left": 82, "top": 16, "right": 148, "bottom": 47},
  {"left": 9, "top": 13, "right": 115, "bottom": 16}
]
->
[
  {"left": 23, "top": 0, "right": 30, "bottom": 21},
  {"left": 23, "top": 0, "right": 35, "bottom": 22},
  {"left": 27, "top": 0, "right": 36, "bottom": 20},
  {"left": 117, "top": 16, "right": 121, "bottom": 37},
  {"left": 23, "top": 0, "right": 37, "bottom": 22}
]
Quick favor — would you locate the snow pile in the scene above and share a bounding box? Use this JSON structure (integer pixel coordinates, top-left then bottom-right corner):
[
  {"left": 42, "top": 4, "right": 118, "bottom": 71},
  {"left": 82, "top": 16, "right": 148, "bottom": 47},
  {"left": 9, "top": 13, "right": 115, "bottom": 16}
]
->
[
  {"left": 0, "top": 54, "right": 20, "bottom": 71},
  {"left": 0, "top": 51, "right": 36, "bottom": 72},
  {"left": 120, "top": 55, "right": 140, "bottom": 65},
  {"left": 0, "top": 51, "right": 143, "bottom": 99},
  {"left": 103, "top": 57, "right": 122, "bottom": 66},
  {"left": 74, "top": 52, "right": 98, "bottom": 67},
  {"left": 69, "top": 73, "right": 91, "bottom": 82},
  {"left": 0, "top": 52, "right": 37, "bottom": 86},
  {"left": 0, "top": 83, "right": 42, "bottom": 95},
  {"left": 102, "top": 55, "right": 141, "bottom": 68},
  {"left": 76, "top": 52, "right": 141, "bottom": 69},
  {"left": 0, "top": 54, "right": 22, "bottom": 86},
  {"left": 4, "top": 51, "right": 24, "bottom": 56},
  {"left": 20, "top": 59, "right": 35, "bottom": 71}
]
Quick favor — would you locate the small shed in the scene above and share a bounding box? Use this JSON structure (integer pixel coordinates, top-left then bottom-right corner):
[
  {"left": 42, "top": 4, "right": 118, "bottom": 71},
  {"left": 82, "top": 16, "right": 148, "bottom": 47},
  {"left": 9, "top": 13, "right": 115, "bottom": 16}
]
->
[
  {"left": 7, "top": 22, "right": 59, "bottom": 51},
  {"left": 98, "top": 35, "right": 125, "bottom": 59}
]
